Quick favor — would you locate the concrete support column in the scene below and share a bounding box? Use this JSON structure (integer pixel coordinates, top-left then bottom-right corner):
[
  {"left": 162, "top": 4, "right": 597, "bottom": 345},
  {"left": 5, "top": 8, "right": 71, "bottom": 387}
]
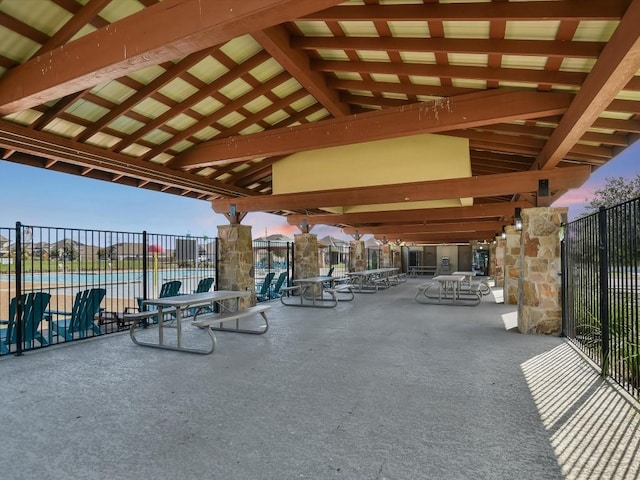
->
[
  {"left": 517, "top": 207, "right": 568, "bottom": 335},
  {"left": 494, "top": 236, "right": 506, "bottom": 288},
  {"left": 392, "top": 245, "right": 402, "bottom": 269},
  {"left": 217, "top": 224, "right": 254, "bottom": 308},
  {"left": 350, "top": 240, "right": 366, "bottom": 272},
  {"left": 504, "top": 226, "right": 521, "bottom": 305},
  {"left": 489, "top": 241, "right": 497, "bottom": 278},
  {"left": 381, "top": 244, "right": 391, "bottom": 267}
]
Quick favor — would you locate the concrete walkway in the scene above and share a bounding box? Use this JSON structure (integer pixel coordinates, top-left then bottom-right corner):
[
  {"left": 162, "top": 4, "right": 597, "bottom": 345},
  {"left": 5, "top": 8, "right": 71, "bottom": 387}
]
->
[{"left": 1, "top": 278, "right": 638, "bottom": 480}]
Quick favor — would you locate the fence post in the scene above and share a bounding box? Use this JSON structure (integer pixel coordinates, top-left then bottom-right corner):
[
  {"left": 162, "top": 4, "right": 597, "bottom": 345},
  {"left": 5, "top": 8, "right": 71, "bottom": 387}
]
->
[
  {"left": 598, "top": 206, "right": 610, "bottom": 377},
  {"left": 14, "top": 222, "right": 23, "bottom": 356},
  {"left": 560, "top": 232, "right": 567, "bottom": 337},
  {"left": 142, "top": 231, "right": 148, "bottom": 302},
  {"left": 215, "top": 238, "right": 219, "bottom": 291}
]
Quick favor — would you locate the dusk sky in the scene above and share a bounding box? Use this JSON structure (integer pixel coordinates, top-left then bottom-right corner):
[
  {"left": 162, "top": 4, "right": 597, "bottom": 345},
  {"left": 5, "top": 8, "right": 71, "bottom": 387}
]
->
[{"left": 1, "top": 140, "right": 638, "bottom": 240}]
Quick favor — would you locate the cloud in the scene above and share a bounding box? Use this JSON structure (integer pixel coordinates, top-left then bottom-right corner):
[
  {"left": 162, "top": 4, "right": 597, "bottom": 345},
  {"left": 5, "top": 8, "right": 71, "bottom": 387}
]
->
[{"left": 553, "top": 185, "right": 596, "bottom": 207}]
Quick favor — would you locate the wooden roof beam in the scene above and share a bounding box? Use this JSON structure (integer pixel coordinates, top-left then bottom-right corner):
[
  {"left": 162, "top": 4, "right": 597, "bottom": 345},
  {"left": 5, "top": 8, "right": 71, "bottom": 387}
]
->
[
  {"left": 304, "top": 0, "right": 629, "bottom": 22},
  {"left": 292, "top": 37, "right": 605, "bottom": 59},
  {"left": 37, "top": 0, "right": 112, "bottom": 55},
  {"left": 174, "top": 89, "right": 573, "bottom": 169},
  {"left": 286, "top": 202, "right": 531, "bottom": 227},
  {"left": 535, "top": 0, "right": 640, "bottom": 170},
  {"left": 0, "top": 119, "right": 252, "bottom": 198},
  {"left": 389, "top": 231, "right": 499, "bottom": 244},
  {"left": 328, "top": 78, "right": 479, "bottom": 98},
  {"left": 253, "top": 26, "right": 349, "bottom": 117},
  {"left": 313, "top": 60, "right": 587, "bottom": 88},
  {"left": 343, "top": 220, "right": 508, "bottom": 236},
  {"left": 211, "top": 166, "right": 590, "bottom": 213},
  {"left": 0, "top": 0, "right": 344, "bottom": 115}
]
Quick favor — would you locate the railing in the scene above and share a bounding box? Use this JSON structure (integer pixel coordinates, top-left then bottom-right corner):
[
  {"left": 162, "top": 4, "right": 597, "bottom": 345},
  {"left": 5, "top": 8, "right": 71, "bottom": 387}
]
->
[
  {"left": 0, "top": 223, "right": 217, "bottom": 355},
  {"left": 563, "top": 200, "right": 640, "bottom": 399},
  {"left": 322, "top": 245, "right": 349, "bottom": 277},
  {"left": 252, "top": 239, "right": 293, "bottom": 301}
]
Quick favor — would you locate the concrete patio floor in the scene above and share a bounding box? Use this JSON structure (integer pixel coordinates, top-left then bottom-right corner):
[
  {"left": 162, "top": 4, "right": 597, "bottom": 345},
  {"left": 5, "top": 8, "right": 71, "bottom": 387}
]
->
[{"left": 1, "top": 278, "right": 639, "bottom": 480}]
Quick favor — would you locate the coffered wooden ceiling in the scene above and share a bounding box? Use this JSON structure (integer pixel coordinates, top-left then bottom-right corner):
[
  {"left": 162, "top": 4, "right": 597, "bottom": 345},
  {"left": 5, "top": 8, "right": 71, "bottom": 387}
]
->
[{"left": 1, "top": 0, "right": 639, "bottom": 243}]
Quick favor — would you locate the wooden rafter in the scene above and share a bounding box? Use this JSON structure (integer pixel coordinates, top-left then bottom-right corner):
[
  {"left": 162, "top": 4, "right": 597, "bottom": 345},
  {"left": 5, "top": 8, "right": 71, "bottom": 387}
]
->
[
  {"left": 76, "top": 46, "right": 220, "bottom": 143},
  {"left": 286, "top": 202, "right": 531, "bottom": 227},
  {"left": 110, "top": 51, "right": 272, "bottom": 153},
  {"left": 253, "top": 26, "right": 350, "bottom": 117},
  {"left": 0, "top": 0, "right": 344, "bottom": 115},
  {"left": 174, "top": 89, "right": 573, "bottom": 169},
  {"left": 211, "top": 166, "right": 590, "bottom": 213},
  {"left": 303, "top": 0, "right": 629, "bottom": 22},
  {"left": 535, "top": 0, "right": 640, "bottom": 169},
  {"left": 0, "top": 119, "right": 252, "bottom": 197},
  {"left": 342, "top": 220, "right": 508, "bottom": 236},
  {"left": 292, "top": 36, "right": 604, "bottom": 60},
  {"left": 312, "top": 60, "right": 587, "bottom": 88},
  {"left": 389, "top": 231, "right": 500, "bottom": 243},
  {"left": 152, "top": 71, "right": 292, "bottom": 163}
]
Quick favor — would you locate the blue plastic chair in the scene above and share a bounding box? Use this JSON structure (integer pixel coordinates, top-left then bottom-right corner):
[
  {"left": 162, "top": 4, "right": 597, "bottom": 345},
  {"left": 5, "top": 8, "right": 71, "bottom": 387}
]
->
[
  {"left": 193, "top": 277, "right": 215, "bottom": 294},
  {"left": 135, "top": 280, "right": 182, "bottom": 312},
  {"left": 256, "top": 272, "right": 275, "bottom": 302},
  {"left": 0, "top": 292, "right": 51, "bottom": 354},
  {"left": 269, "top": 272, "right": 288, "bottom": 299},
  {"left": 49, "top": 288, "right": 106, "bottom": 341}
]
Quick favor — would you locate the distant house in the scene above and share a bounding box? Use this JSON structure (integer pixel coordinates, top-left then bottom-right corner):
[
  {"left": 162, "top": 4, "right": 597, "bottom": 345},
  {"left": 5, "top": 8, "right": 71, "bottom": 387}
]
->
[
  {"left": 111, "top": 242, "right": 145, "bottom": 260},
  {"left": 0, "top": 235, "right": 9, "bottom": 258},
  {"left": 48, "top": 239, "right": 99, "bottom": 261},
  {"left": 254, "top": 234, "right": 293, "bottom": 243},
  {"left": 318, "top": 236, "right": 350, "bottom": 266}
]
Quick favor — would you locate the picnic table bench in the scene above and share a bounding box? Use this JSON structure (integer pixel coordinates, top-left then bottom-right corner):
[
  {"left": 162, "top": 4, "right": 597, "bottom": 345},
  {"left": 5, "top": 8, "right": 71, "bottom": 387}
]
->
[
  {"left": 129, "top": 291, "right": 269, "bottom": 355},
  {"left": 414, "top": 276, "right": 481, "bottom": 307},
  {"left": 280, "top": 276, "right": 354, "bottom": 307},
  {"left": 408, "top": 266, "right": 438, "bottom": 277}
]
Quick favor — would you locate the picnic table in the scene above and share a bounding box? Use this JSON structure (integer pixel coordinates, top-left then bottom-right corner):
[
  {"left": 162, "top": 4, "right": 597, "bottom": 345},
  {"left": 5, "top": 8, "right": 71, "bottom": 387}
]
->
[
  {"left": 280, "top": 276, "right": 354, "bottom": 308},
  {"left": 128, "top": 291, "right": 269, "bottom": 354},
  {"left": 345, "top": 268, "right": 401, "bottom": 292},
  {"left": 415, "top": 275, "right": 481, "bottom": 307}
]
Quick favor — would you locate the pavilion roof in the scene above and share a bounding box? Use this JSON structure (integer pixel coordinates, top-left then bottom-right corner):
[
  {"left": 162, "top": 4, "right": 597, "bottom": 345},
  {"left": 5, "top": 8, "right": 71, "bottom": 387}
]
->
[{"left": 1, "top": 0, "right": 638, "bottom": 243}]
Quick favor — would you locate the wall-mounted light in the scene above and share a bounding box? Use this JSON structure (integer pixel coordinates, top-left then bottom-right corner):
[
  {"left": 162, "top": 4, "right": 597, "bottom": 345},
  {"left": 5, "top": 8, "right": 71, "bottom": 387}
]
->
[
  {"left": 501, "top": 226, "right": 507, "bottom": 240},
  {"left": 514, "top": 207, "right": 522, "bottom": 231}
]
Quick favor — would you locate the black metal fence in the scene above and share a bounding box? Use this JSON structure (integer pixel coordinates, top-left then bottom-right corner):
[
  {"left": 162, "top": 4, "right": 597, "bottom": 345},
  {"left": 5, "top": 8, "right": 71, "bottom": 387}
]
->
[
  {"left": 321, "top": 245, "right": 350, "bottom": 277},
  {"left": 0, "top": 222, "right": 217, "bottom": 356},
  {"left": 252, "top": 239, "right": 294, "bottom": 301},
  {"left": 563, "top": 200, "right": 640, "bottom": 399}
]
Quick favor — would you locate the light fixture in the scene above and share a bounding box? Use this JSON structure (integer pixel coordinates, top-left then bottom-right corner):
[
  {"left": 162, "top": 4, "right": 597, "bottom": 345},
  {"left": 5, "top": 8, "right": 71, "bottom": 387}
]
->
[
  {"left": 514, "top": 207, "right": 522, "bottom": 231},
  {"left": 501, "top": 227, "right": 507, "bottom": 240}
]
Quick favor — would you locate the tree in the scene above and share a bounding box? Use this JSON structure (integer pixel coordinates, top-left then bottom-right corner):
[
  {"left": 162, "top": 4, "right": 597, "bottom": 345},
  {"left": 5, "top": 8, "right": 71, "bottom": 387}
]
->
[{"left": 584, "top": 174, "right": 640, "bottom": 214}]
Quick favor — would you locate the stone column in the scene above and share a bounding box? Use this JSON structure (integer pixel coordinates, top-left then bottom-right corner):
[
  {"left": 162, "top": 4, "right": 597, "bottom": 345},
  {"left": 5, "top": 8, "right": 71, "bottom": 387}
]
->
[
  {"left": 381, "top": 244, "right": 391, "bottom": 267},
  {"left": 504, "top": 226, "right": 521, "bottom": 305},
  {"left": 518, "top": 207, "right": 567, "bottom": 335},
  {"left": 217, "top": 224, "right": 254, "bottom": 309},
  {"left": 294, "top": 233, "right": 319, "bottom": 280},
  {"left": 494, "top": 236, "right": 506, "bottom": 288},
  {"left": 350, "top": 240, "right": 366, "bottom": 272}
]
